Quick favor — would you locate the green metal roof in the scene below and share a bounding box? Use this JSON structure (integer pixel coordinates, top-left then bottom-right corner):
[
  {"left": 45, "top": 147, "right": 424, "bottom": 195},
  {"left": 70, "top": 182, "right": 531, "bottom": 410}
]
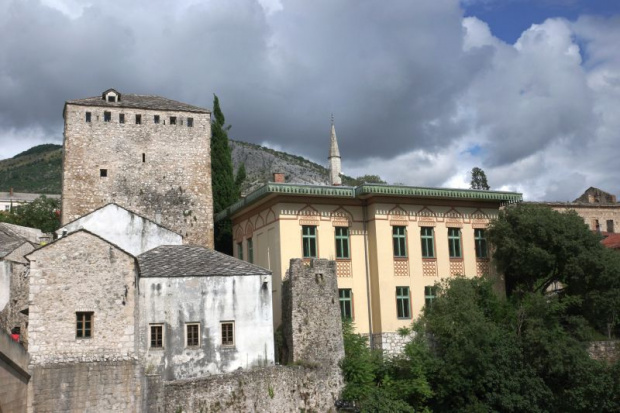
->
[{"left": 215, "top": 183, "right": 522, "bottom": 222}]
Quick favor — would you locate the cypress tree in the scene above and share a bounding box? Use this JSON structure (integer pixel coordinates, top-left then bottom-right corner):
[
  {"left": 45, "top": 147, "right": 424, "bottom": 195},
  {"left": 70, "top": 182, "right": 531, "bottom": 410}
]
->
[
  {"left": 211, "top": 95, "right": 236, "bottom": 254},
  {"left": 234, "top": 163, "right": 247, "bottom": 199}
]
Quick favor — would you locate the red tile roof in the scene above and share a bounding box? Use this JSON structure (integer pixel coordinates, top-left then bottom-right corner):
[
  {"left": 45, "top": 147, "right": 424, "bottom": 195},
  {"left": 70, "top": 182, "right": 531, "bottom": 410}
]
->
[{"left": 601, "top": 233, "right": 620, "bottom": 249}]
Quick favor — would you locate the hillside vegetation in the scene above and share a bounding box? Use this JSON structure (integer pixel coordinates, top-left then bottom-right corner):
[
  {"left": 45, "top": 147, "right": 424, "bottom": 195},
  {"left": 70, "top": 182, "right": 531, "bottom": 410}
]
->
[
  {"left": 0, "top": 144, "right": 63, "bottom": 193},
  {"left": 0, "top": 140, "right": 377, "bottom": 196}
]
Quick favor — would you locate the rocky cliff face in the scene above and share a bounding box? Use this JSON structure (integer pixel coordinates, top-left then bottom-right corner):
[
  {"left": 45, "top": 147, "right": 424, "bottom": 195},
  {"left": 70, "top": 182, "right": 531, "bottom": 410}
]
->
[
  {"left": 1, "top": 141, "right": 337, "bottom": 196},
  {"left": 231, "top": 140, "right": 330, "bottom": 194}
]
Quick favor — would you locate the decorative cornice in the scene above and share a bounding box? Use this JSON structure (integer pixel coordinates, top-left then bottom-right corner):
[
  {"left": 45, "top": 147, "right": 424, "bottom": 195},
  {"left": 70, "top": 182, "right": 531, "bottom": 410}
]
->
[{"left": 215, "top": 183, "right": 522, "bottom": 222}]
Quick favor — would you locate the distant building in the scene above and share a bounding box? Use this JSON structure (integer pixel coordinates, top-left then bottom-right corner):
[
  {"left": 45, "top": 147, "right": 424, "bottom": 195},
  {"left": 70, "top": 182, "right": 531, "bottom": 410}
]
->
[
  {"left": 537, "top": 187, "right": 620, "bottom": 234},
  {"left": 0, "top": 191, "right": 60, "bottom": 212},
  {"left": 61, "top": 88, "right": 214, "bottom": 247},
  {"left": 217, "top": 124, "right": 522, "bottom": 354}
]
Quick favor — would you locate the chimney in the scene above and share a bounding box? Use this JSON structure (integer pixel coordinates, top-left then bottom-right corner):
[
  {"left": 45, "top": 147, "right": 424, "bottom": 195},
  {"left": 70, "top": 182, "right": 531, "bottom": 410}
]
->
[
  {"left": 9, "top": 187, "right": 13, "bottom": 197},
  {"left": 273, "top": 173, "right": 285, "bottom": 183}
]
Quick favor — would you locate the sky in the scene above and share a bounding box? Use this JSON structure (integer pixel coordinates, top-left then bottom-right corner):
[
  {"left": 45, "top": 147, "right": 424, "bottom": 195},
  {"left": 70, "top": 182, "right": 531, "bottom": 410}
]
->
[{"left": 0, "top": 0, "right": 619, "bottom": 201}]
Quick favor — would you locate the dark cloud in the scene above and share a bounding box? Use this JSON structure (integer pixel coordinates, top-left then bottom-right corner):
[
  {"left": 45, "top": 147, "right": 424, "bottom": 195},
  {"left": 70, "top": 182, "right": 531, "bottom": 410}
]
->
[{"left": 0, "top": 0, "right": 619, "bottom": 201}]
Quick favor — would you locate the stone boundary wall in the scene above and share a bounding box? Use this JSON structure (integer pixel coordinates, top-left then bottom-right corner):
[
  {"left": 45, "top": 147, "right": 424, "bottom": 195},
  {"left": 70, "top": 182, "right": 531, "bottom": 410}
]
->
[
  {"left": 160, "top": 365, "right": 343, "bottom": 413},
  {"left": 372, "top": 332, "right": 414, "bottom": 356},
  {"left": 28, "top": 360, "right": 142, "bottom": 412},
  {"left": 589, "top": 340, "right": 619, "bottom": 364},
  {"left": 0, "top": 329, "right": 29, "bottom": 413},
  {"left": 281, "top": 259, "right": 344, "bottom": 366}
]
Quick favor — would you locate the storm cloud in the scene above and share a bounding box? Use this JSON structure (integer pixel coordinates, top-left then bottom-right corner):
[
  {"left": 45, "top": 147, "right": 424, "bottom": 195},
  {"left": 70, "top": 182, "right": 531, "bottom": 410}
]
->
[{"left": 0, "top": 0, "right": 619, "bottom": 201}]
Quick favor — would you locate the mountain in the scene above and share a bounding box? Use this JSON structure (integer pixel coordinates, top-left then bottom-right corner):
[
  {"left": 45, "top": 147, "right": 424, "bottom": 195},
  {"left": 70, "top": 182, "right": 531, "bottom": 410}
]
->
[
  {"left": 0, "top": 144, "right": 63, "bottom": 193},
  {"left": 0, "top": 141, "right": 358, "bottom": 195}
]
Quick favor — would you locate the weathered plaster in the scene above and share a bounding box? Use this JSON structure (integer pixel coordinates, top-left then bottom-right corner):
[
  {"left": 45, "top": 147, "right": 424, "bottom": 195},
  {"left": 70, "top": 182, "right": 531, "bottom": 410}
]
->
[
  {"left": 140, "top": 275, "right": 274, "bottom": 380},
  {"left": 58, "top": 203, "right": 182, "bottom": 256}
]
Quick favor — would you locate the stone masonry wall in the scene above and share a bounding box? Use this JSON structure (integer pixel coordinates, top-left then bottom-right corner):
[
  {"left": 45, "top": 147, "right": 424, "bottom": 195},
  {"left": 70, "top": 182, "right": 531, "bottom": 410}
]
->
[
  {"left": 0, "top": 244, "right": 32, "bottom": 347},
  {"left": 161, "top": 365, "right": 342, "bottom": 413},
  {"left": 372, "top": 332, "right": 414, "bottom": 356},
  {"left": 29, "top": 360, "right": 142, "bottom": 412},
  {"left": 151, "top": 258, "right": 345, "bottom": 412},
  {"left": 588, "top": 340, "right": 619, "bottom": 364},
  {"left": 27, "top": 231, "right": 138, "bottom": 365},
  {"left": 0, "top": 329, "right": 29, "bottom": 413},
  {"left": 281, "top": 259, "right": 345, "bottom": 367},
  {"left": 62, "top": 103, "right": 213, "bottom": 248}
]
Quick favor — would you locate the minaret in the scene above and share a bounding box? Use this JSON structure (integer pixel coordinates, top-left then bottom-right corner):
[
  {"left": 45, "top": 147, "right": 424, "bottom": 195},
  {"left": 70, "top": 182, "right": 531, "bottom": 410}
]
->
[{"left": 328, "top": 115, "right": 342, "bottom": 186}]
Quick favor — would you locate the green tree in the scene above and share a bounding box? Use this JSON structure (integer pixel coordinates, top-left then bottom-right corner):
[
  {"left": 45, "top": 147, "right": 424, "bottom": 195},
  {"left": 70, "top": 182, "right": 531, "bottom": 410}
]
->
[
  {"left": 339, "top": 320, "right": 430, "bottom": 412},
  {"left": 211, "top": 95, "right": 237, "bottom": 254},
  {"left": 407, "top": 277, "right": 620, "bottom": 412},
  {"left": 487, "top": 203, "right": 620, "bottom": 336},
  {"left": 470, "top": 167, "right": 490, "bottom": 190},
  {"left": 0, "top": 195, "right": 61, "bottom": 233},
  {"left": 345, "top": 175, "right": 387, "bottom": 186},
  {"left": 234, "top": 163, "right": 246, "bottom": 199},
  {"left": 408, "top": 277, "right": 549, "bottom": 412}
]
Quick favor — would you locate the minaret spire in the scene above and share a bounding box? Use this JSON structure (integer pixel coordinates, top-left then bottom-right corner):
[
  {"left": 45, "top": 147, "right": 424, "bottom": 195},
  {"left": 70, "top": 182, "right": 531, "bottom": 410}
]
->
[{"left": 328, "top": 115, "right": 342, "bottom": 186}]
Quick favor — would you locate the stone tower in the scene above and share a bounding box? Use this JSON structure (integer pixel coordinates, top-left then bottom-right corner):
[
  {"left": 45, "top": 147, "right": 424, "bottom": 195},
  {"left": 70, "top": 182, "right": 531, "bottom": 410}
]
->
[
  {"left": 62, "top": 89, "right": 214, "bottom": 247},
  {"left": 328, "top": 117, "right": 342, "bottom": 186}
]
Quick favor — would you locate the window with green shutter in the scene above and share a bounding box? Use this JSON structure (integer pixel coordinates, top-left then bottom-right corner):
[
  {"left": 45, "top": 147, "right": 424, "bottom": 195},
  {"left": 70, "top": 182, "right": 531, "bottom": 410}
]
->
[
  {"left": 302, "top": 226, "right": 317, "bottom": 258},
  {"left": 339, "top": 289, "right": 353, "bottom": 319},
  {"left": 247, "top": 238, "right": 254, "bottom": 263},
  {"left": 421, "top": 227, "right": 435, "bottom": 258},
  {"left": 396, "top": 287, "right": 411, "bottom": 319},
  {"left": 425, "top": 286, "right": 437, "bottom": 308},
  {"left": 335, "top": 227, "right": 350, "bottom": 259},
  {"left": 392, "top": 226, "right": 407, "bottom": 257},
  {"left": 475, "top": 229, "right": 488, "bottom": 259},
  {"left": 448, "top": 228, "right": 462, "bottom": 258}
]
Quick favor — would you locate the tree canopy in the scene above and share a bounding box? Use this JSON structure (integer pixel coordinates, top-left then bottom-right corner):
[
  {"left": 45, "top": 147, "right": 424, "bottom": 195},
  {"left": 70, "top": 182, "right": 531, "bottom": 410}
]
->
[
  {"left": 470, "top": 167, "right": 490, "bottom": 190},
  {"left": 211, "top": 95, "right": 241, "bottom": 254},
  {"left": 488, "top": 203, "right": 620, "bottom": 336},
  {"left": 404, "top": 277, "right": 620, "bottom": 413},
  {"left": 0, "top": 195, "right": 60, "bottom": 233}
]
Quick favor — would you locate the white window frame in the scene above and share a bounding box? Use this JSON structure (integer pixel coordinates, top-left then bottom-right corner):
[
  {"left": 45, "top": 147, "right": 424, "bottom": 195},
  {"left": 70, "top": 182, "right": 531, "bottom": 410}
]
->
[
  {"left": 185, "top": 322, "right": 201, "bottom": 348},
  {"left": 149, "top": 323, "right": 165, "bottom": 349},
  {"left": 221, "top": 321, "right": 235, "bottom": 347}
]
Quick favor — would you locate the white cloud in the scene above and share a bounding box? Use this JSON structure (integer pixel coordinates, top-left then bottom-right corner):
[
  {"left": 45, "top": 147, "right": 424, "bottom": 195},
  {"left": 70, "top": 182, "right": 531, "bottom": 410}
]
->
[{"left": 0, "top": 1, "right": 619, "bottom": 202}]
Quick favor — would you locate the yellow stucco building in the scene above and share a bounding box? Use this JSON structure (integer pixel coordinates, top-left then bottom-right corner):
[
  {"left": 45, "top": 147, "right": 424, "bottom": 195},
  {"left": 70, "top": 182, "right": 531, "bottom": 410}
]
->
[{"left": 217, "top": 181, "right": 521, "bottom": 353}]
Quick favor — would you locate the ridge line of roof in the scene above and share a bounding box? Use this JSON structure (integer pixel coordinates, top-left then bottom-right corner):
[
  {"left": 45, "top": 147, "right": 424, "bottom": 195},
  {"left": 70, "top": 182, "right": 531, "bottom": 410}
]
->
[{"left": 215, "top": 182, "right": 523, "bottom": 222}]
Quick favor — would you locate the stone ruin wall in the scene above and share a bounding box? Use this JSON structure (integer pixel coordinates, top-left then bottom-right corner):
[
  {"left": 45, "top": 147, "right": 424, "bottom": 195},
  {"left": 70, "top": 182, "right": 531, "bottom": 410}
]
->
[
  {"left": 0, "top": 242, "right": 34, "bottom": 346},
  {"left": 155, "top": 258, "right": 345, "bottom": 412},
  {"left": 29, "top": 360, "right": 142, "bottom": 413},
  {"left": 281, "top": 259, "right": 345, "bottom": 367},
  {"left": 62, "top": 103, "right": 214, "bottom": 248}
]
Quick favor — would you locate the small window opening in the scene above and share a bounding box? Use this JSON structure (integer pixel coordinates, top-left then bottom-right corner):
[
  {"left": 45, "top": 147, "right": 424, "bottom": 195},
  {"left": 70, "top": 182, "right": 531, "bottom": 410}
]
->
[
  {"left": 107, "top": 95, "right": 116, "bottom": 102},
  {"left": 221, "top": 322, "right": 234, "bottom": 346},
  {"left": 136, "top": 114, "right": 142, "bottom": 125},
  {"left": 187, "top": 117, "right": 194, "bottom": 127},
  {"left": 76, "top": 312, "right": 93, "bottom": 338},
  {"left": 119, "top": 113, "right": 125, "bottom": 124},
  {"left": 154, "top": 115, "right": 160, "bottom": 124},
  {"left": 104, "top": 111, "right": 111, "bottom": 122},
  {"left": 170, "top": 116, "right": 177, "bottom": 125},
  {"left": 142, "top": 153, "right": 146, "bottom": 163},
  {"left": 100, "top": 169, "right": 108, "bottom": 177},
  {"left": 85, "top": 112, "right": 91, "bottom": 122},
  {"left": 150, "top": 324, "right": 163, "bottom": 348},
  {"left": 186, "top": 323, "right": 200, "bottom": 347}
]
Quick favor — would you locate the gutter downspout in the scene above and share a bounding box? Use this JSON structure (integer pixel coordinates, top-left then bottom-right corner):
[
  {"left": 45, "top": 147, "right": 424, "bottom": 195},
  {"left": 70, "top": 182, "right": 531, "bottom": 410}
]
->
[{"left": 362, "top": 200, "right": 374, "bottom": 349}]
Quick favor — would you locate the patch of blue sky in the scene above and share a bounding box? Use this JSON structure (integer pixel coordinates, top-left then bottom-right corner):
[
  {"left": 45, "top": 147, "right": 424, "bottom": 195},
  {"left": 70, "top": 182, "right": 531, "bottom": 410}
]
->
[
  {"left": 461, "top": 0, "right": 620, "bottom": 44},
  {"left": 463, "top": 144, "right": 483, "bottom": 156}
]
